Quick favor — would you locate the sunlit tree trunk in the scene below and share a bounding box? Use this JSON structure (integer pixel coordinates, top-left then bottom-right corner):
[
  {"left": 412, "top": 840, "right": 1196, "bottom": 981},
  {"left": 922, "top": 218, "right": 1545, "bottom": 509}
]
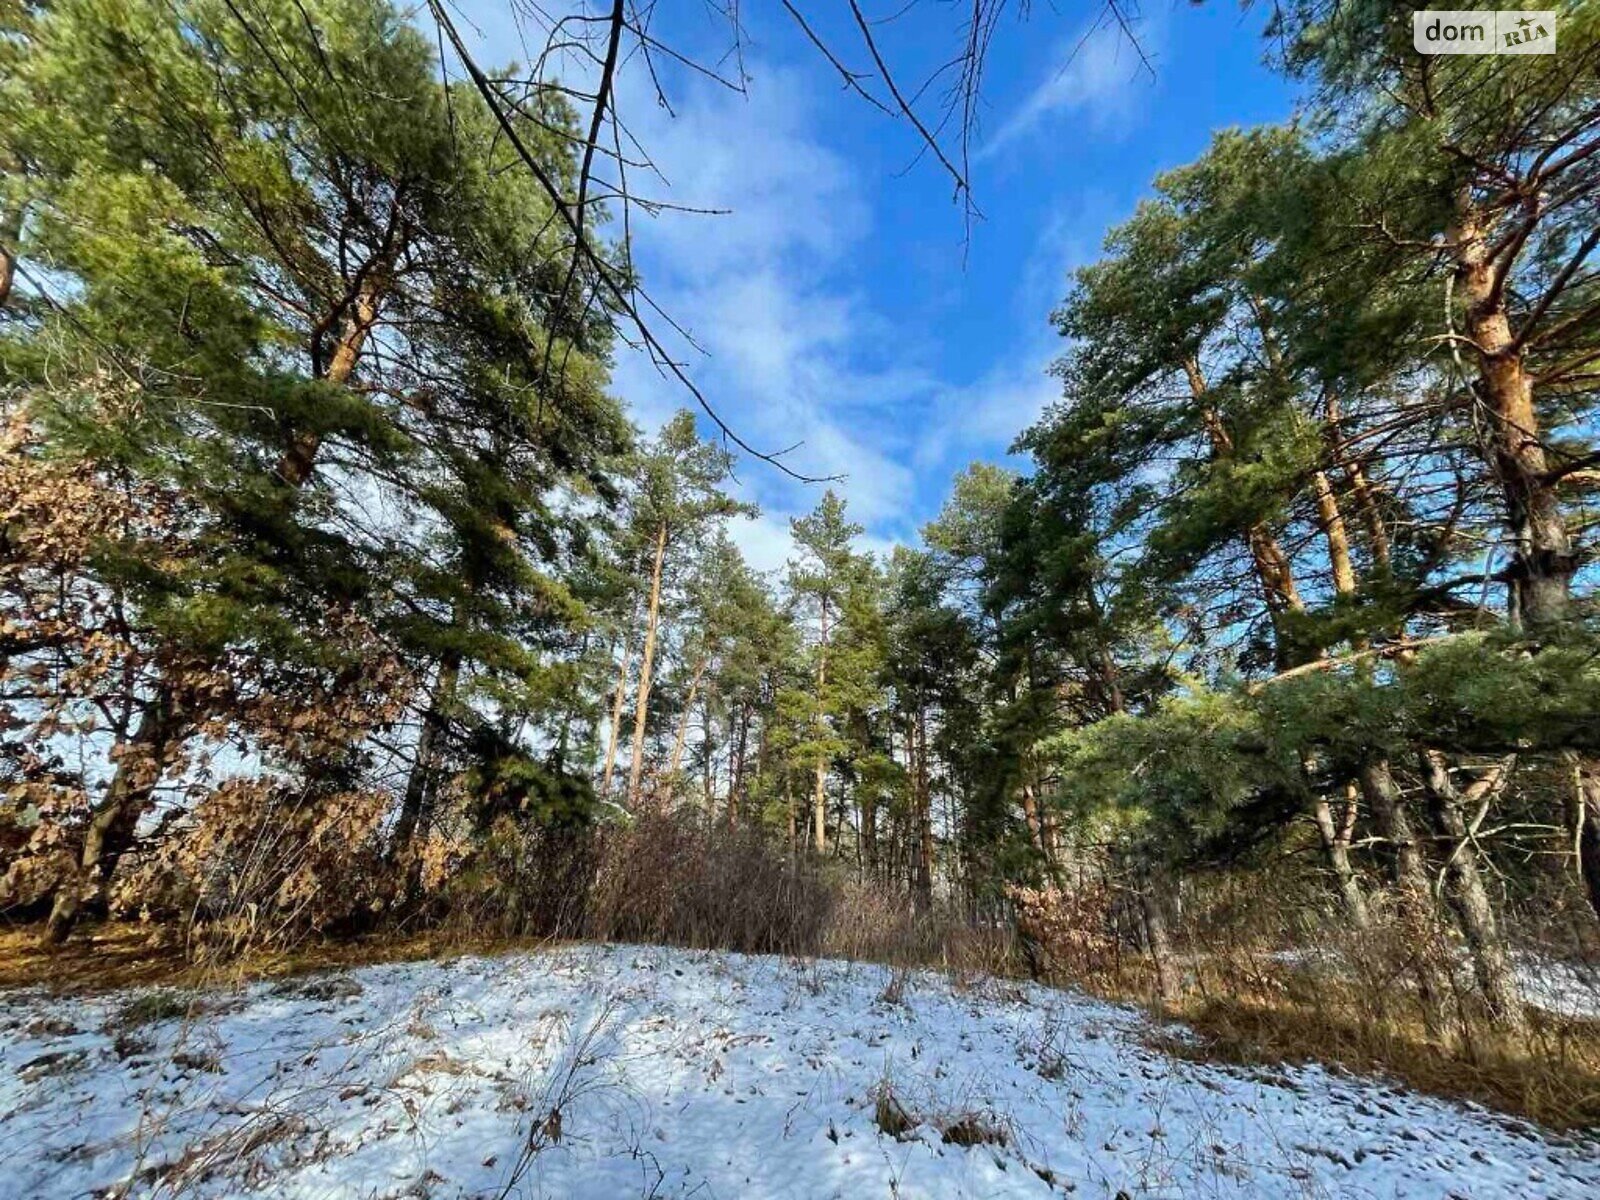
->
[
  {"left": 278, "top": 278, "right": 384, "bottom": 486},
  {"left": 1311, "top": 469, "right": 1358, "bottom": 600},
  {"left": 1563, "top": 752, "right": 1600, "bottom": 922},
  {"left": 1313, "top": 784, "right": 1371, "bottom": 930},
  {"left": 1450, "top": 193, "right": 1575, "bottom": 627},
  {"left": 1418, "top": 751, "right": 1526, "bottom": 1034},
  {"left": 627, "top": 520, "right": 669, "bottom": 809},
  {"left": 667, "top": 656, "right": 707, "bottom": 791}
]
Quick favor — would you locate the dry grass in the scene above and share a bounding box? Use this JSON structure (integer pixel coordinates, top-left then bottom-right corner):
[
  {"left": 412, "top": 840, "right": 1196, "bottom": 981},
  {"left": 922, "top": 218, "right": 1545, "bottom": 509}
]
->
[
  {"left": 0, "top": 921, "right": 558, "bottom": 996},
  {"left": 1015, "top": 871, "right": 1600, "bottom": 1132},
  {"left": 1154, "top": 993, "right": 1600, "bottom": 1132}
]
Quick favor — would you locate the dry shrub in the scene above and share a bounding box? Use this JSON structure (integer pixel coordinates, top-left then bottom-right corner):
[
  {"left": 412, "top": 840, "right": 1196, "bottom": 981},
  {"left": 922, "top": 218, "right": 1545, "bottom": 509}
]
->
[
  {"left": 823, "top": 881, "right": 1018, "bottom": 976},
  {"left": 114, "top": 779, "right": 394, "bottom": 958},
  {"left": 435, "top": 808, "right": 1017, "bottom": 973},
  {"left": 585, "top": 812, "right": 832, "bottom": 955},
  {"left": 1159, "top": 984, "right": 1600, "bottom": 1132},
  {"left": 1054, "top": 860, "right": 1600, "bottom": 1131},
  {"left": 1008, "top": 882, "right": 1122, "bottom": 986},
  {"left": 438, "top": 817, "right": 597, "bottom": 942}
]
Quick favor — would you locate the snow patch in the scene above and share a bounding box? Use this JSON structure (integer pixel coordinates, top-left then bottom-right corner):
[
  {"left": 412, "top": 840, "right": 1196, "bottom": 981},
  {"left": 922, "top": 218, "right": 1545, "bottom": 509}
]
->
[{"left": 1, "top": 944, "right": 1597, "bottom": 1198}]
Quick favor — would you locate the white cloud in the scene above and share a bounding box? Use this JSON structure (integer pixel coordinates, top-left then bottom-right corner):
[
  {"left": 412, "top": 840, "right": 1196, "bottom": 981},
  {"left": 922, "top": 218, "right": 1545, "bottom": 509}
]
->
[
  {"left": 980, "top": 13, "right": 1166, "bottom": 160},
  {"left": 728, "top": 512, "right": 796, "bottom": 578},
  {"left": 611, "top": 60, "right": 930, "bottom": 537}
]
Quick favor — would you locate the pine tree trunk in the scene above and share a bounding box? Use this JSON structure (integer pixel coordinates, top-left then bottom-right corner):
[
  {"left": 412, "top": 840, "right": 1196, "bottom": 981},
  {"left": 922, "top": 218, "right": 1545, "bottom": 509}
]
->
[
  {"left": 1313, "top": 784, "right": 1371, "bottom": 929},
  {"left": 44, "top": 691, "right": 179, "bottom": 945},
  {"left": 914, "top": 707, "right": 933, "bottom": 911},
  {"left": 1326, "top": 396, "right": 1392, "bottom": 573},
  {"left": 1360, "top": 755, "right": 1451, "bottom": 1035},
  {"left": 627, "top": 521, "right": 669, "bottom": 810},
  {"left": 1183, "top": 355, "right": 1304, "bottom": 665},
  {"left": 393, "top": 652, "right": 461, "bottom": 854},
  {"left": 728, "top": 705, "right": 751, "bottom": 829},
  {"left": 599, "top": 634, "right": 633, "bottom": 796},
  {"left": 1139, "top": 869, "right": 1179, "bottom": 1007},
  {"left": 785, "top": 776, "right": 796, "bottom": 857},
  {"left": 1451, "top": 193, "right": 1575, "bottom": 627},
  {"left": 666, "top": 656, "right": 707, "bottom": 790},
  {"left": 1418, "top": 751, "right": 1526, "bottom": 1034},
  {"left": 812, "top": 597, "right": 829, "bottom": 854},
  {"left": 278, "top": 278, "right": 384, "bottom": 487},
  {"left": 701, "top": 693, "right": 716, "bottom": 816},
  {"left": 1020, "top": 779, "right": 1048, "bottom": 859},
  {"left": 1311, "top": 470, "right": 1358, "bottom": 599},
  {"left": 860, "top": 735, "right": 878, "bottom": 874}
]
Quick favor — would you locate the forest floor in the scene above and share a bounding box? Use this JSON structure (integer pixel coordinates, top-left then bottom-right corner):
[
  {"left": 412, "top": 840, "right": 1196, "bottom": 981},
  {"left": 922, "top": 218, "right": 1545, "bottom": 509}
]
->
[{"left": 3, "top": 942, "right": 1600, "bottom": 1199}]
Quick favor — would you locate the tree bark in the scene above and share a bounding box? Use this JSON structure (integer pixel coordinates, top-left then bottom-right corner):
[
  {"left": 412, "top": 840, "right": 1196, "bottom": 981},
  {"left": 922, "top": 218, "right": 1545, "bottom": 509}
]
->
[
  {"left": 277, "top": 278, "right": 384, "bottom": 487},
  {"left": 1311, "top": 470, "right": 1358, "bottom": 599},
  {"left": 1451, "top": 193, "right": 1575, "bottom": 627},
  {"left": 701, "top": 692, "right": 716, "bottom": 816},
  {"left": 0, "top": 200, "right": 20, "bottom": 310},
  {"left": 914, "top": 707, "right": 933, "bottom": 911},
  {"left": 728, "top": 703, "right": 751, "bottom": 829},
  {"left": 1360, "top": 755, "right": 1452, "bottom": 1034},
  {"left": 666, "top": 656, "right": 708, "bottom": 790},
  {"left": 1325, "top": 396, "right": 1392, "bottom": 573},
  {"left": 1418, "top": 751, "right": 1526, "bottom": 1033},
  {"left": 1183, "top": 355, "right": 1304, "bottom": 664},
  {"left": 626, "top": 521, "right": 669, "bottom": 809},
  {"left": 44, "top": 691, "right": 180, "bottom": 944},
  {"left": 393, "top": 652, "right": 461, "bottom": 853},
  {"left": 1313, "top": 783, "right": 1371, "bottom": 929},
  {"left": 1139, "top": 870, "right": 1179, "bottom": 1007},
  {"left": 785, "top": 776, "right": 796, "bottom": 858},
  {"left": 1020, "top": 780, "right": 1047, "bottom": 859}
]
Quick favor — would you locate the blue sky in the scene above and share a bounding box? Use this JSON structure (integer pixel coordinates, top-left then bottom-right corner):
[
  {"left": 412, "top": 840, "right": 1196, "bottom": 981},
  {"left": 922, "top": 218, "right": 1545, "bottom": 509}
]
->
[{"left": 463, "top": 2, "right": 1302, "bottom": 571}]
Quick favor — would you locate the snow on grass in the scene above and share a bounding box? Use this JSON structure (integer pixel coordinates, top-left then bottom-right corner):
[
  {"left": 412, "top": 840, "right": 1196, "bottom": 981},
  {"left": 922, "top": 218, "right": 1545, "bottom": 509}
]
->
[{"left": 2, "top": 944, "right": 1597, "bottom": 1198}]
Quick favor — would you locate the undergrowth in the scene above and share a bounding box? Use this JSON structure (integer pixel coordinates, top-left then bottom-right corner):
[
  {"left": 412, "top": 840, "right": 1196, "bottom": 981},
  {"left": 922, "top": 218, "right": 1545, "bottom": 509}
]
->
[{"left": 5, "top": 813, "right": 1600, "bottom": 1134}]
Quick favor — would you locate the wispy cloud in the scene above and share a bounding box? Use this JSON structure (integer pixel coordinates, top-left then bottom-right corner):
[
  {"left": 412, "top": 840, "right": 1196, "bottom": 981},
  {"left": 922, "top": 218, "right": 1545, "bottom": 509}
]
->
[
  {"left": 611, "top": 62, "right": 930, "bottom": 558},
  {"left": 979, "top": 12, "right": 1165, "bottom": 160}
]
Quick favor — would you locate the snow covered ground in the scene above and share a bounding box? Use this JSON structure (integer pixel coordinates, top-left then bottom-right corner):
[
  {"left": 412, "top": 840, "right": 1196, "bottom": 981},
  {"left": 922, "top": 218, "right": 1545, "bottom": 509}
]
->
[{"left": 2, "top": 945, "right": 1597, "bottom": 1199}]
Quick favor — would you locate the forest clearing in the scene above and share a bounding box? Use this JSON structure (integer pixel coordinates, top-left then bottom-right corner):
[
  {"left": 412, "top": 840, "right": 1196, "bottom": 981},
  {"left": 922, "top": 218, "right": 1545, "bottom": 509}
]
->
[{"left": 3, "top": 0, "right": 1600, "bottom": 1195}]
